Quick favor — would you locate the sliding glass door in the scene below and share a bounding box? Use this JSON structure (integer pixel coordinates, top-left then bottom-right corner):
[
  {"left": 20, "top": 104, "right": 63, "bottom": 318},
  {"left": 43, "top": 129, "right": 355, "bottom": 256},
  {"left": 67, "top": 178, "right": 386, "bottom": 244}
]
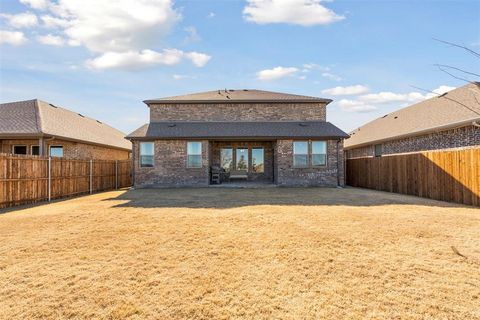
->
[{"left": 236, "top": 148, "right": 248, "bottom": 171}]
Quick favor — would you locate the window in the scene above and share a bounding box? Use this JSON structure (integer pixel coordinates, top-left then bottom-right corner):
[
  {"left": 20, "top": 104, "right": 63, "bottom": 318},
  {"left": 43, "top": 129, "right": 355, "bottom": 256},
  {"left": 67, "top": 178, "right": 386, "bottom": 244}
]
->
[
  {"left": 31, "top": 145, "right": 40, "bottom": 155},
  {"left": 236, "top": 148, "right": 248, "bottom": 170},
  {"left": 187, "top": 142, "right": 202, "bottom": 168},
  {"left": 220, "top": 148, "right": 233, "bottom": 172},
  {"left": 252, "top": 147, "right": 264, "bottom": 173},
  {"left": 312, "top": 141, "right": 327, "bottom": 166},
  {"left": 12, "top": 145, "right": 27, "bottom": 155},
  {"left": 293, "top": 141, "right": 308, "bottom": 167},
  {"left": 140, "top": 142, "right": 154, "bottom": 167},
  {"left": 374, "top": 144, "right": 382, "bottom": 157},
  {"left": 49, "top": 146, "right": 63, "bottom": 157}
]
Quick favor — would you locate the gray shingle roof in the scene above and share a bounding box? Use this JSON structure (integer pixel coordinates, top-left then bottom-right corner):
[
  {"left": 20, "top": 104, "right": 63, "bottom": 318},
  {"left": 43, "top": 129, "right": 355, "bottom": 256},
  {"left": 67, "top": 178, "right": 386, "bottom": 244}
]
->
[
  {"left": 144, "top": 89, "right": 331, "bottom": 104},
  {"left": 0, "top": 99, "right": 131, "bottom": 150},
  {"left": 344, "top": 83, "right": 480, "bottom": 149},
  {"left": 127, "top": 121, "right": 348, "bottom": 140}
]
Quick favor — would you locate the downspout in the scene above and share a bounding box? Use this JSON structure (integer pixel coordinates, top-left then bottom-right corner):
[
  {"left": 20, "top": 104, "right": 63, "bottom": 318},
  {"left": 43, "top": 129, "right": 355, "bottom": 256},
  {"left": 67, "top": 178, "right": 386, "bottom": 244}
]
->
[
  {"left": 42, "top": 136, "right": 56, "bottom": 156},
  {"left": 336, "top": 139, "right": 340, "bottom": 187}
]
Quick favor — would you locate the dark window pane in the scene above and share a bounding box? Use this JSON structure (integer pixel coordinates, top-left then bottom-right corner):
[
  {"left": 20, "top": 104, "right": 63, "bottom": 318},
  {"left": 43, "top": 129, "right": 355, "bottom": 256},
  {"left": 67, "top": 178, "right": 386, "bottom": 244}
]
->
[
  {"left": 50, "top": 146, "right": 63, "bottom": 157},
  {"left": 140, "top": 155, "right": 154, "bottom": 167},
  {"left": 236, "top": 148, "right": 248, "bottom": 170},
  {"left": 312, "top": 154, "right": 327, "bottom": 166},
  {"left": 31, "top": 146, "right": 40, "bottom": 155},
  {"left": 13, "top": 146, "right": 27, "bottom": 155},
  {"left": 252, "top": 148, "right": 264, "bottom": 173},
  {"left": 220, "top": 148, "right": 233, "bottom": 172},
  {"left": 188, "top": 155, "right": 202, "bottom": 168},
  {"left": 294, "top": 155, "right": 308, "bottom": 167},
  {"left": 375, "top": 144, "right": 382, "bottom": 157}
]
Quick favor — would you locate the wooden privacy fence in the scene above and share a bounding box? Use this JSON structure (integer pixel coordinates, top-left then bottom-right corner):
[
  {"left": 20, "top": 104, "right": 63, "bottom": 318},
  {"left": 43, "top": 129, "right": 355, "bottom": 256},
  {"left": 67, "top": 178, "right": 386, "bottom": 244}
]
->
[
  {"left": 346, "top": 148, "right": 480, "bottom": 206},
  {"left": 0, "top": 154, "right": 132, "bottom": 208}
]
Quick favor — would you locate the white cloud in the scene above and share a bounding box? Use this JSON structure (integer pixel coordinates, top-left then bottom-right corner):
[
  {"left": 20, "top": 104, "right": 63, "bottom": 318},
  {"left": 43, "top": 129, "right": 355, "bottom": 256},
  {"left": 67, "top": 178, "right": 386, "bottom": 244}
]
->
[
  {"left": 321, "top": 72, "right": 342, "bottom": 81},
  {"left": 37, "top": 33, "right": 65, "bottom": 46},
  {"left": 86, "top": 49, "right": 210, "bottom": 70},
  {"left": 173, "top": 74, "right": 197, "bottom": 80},
  {"left": 257, "top": 66, "right": 298, "bottom": 80},
  {"left": 357, "top": 86, "right": 455, "bottom": 104},
  {"left": 11, "top": 0, "right": 212, "bottom": 70},
  {"left": 40, "top": 15, "right": 70, "bottom": 28},
  {"left": 184, "top": 26, "right": 201, "bottom": 43},
  {"left": 338, "top": 99, "right": 377, "bottom": 113},
  {"left": 207, "top": 12, "right": 215, "bottom": 18},
  {"left": 184, "top": 52, "right": 211, "bottom": 67},
  {"left": 0, "top": 30, "right": 27, "bottom": 46},
  {"left": 431, "top": 85, "right": 455, "bottom": 95},
  {"left": 243, "top": 0, "right": 344, "bottom": 26},
  {"left": 322, "top": 85, "right": 369, "bottom": 96},
  {"left": 1, "top": 12, "right": 38, "bottom": 28},
  {"left": 20, "top": 0, "right": 50, "bottom": 10}
]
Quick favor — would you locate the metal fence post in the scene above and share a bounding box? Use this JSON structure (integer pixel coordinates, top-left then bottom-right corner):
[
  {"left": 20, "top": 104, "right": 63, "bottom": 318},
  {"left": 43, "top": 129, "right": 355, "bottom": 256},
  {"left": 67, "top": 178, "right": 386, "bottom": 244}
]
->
[
  {"left": 48, "top": 157, "right": 51, "bottom": 202},
  {"left": 115, "top": 160, "right": 118, "bottom": 189},
  {"left": 90, "top": 159, "right": 93, "bottom": 194}
]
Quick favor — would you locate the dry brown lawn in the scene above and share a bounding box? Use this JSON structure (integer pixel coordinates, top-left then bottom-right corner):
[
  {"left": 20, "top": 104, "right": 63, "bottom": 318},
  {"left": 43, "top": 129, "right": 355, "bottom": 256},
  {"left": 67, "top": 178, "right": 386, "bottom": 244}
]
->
[{"left": 0, "top": 187, "right": 479, "bottom": 319}]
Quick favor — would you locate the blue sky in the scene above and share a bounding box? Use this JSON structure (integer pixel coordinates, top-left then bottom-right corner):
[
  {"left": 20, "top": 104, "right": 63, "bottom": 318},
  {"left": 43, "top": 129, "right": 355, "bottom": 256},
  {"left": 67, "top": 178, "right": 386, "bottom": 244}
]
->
[{"left": 0, "top": 0, "right": 479, "bottom": 134}]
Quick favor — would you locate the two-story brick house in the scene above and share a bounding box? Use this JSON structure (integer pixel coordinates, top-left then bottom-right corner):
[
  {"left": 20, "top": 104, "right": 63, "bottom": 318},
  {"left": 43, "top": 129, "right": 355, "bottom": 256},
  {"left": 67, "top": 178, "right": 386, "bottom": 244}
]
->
[{"left": 127, "top": 89, "right": 348, "bottom": 187}]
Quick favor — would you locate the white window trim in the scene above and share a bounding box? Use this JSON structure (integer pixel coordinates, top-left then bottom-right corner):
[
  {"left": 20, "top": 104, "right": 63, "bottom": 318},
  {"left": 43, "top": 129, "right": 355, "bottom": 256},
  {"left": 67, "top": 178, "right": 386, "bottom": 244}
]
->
[
  {"left": 311, "top": 141, "right": 328, "bottom": 167},
  {"left": 186, "top": 141, "right": 202, "bottom": 168},
  {"left": 139, "top": 142, "right": 155, "bottom": 168},
  {"left": 12, "top": 145, "right": 28, "bottom": 155}
]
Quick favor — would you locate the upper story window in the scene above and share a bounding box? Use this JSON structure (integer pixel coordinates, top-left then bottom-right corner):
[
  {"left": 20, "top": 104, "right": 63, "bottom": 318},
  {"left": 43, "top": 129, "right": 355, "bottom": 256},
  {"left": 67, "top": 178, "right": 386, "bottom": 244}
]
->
[
  {"left": 140, "top": 142, "right": 154, "bottom": 167},
  {"left": 50, "top": 146, "right": 63, "bottom": 158},
  {"left": 312, "top": 141, "right": 327, "bottom": 166},
  {"left": 374, "top": 144, "right": 382, "bottom": 157},
  {"left": 12, "top": 145, "right": 27, "bottom": 155},
  {"left": 187, "top": 141, "right": 202, "bottom": 168},
  {"left": 293, "top": 141, "right": 308, "bottom": 167}
]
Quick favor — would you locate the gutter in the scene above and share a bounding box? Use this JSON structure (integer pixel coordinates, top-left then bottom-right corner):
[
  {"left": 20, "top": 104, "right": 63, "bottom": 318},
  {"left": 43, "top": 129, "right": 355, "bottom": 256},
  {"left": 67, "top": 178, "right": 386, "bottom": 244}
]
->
[{"left": 344, "top": 117, "right": 480, "bottom": 150}]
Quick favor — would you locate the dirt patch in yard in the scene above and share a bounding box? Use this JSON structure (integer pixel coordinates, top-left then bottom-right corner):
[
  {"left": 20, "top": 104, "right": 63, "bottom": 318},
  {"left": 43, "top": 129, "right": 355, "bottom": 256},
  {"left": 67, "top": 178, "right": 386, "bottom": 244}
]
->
[{"left": 0, "top": 187, "right": 479, "bottom": 319}]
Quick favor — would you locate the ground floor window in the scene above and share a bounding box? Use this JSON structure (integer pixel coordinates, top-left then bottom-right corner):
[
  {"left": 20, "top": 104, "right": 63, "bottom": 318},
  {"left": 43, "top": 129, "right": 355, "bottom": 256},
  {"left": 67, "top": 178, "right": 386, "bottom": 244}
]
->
[
  {"left": 293, "top": 141, "right": 308, "bottom": 167},
  {"left": 374, "top": 144, "right": 383, "bottom": 157},
  {"left": 50, "top": 146, "right": 64, "bottom": 158},
  {"left": 12, "top": 145, "right": 27, "bottom": 155},
  {"left": 236, "top": 148, "right": 248, "bottom": 170},
  {"left": 31, "top": 145, "right": 40, "bottom": 155},
  {"left": 220, "top": 148, "right": 233, "bottom": 172},
  {"left": 312, "top": 141, "right": 327, "bottom": 166},
  {"left": 252, "top": 147, "right": 264, "bottom": 173},
  {"left": 187, "top": 141, "right": 202, "bottom": 168},
  {"left": 140, "top": 142, "right": 154, "bottom": 167}
]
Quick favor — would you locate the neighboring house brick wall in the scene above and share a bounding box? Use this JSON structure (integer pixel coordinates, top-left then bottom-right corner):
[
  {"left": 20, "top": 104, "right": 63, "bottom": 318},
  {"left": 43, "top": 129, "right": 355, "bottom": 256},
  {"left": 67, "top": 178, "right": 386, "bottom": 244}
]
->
[
  {"left": 133, "top": 140, "right": 209, "bottom": 187},
  {"left": 345, "top": 125, "right": 480, "bottom": 158},
  {"left": 276, "top": 139, "right": 344, "bottom": 187},
  {"left": 149, "top": 103, "right": 327, "bottom": 122},
  {"left": 0, "top": 138, "right": 130, "bottom": 160}
]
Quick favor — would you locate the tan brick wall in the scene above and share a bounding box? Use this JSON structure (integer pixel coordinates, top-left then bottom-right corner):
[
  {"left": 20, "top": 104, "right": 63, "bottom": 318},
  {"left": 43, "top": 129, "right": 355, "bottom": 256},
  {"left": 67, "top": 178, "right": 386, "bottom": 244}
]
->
[
  {"left": 345, "top": 125, "right": 480, "bottom": 159},
  {"left": 149, "top": 102, "right": 327, "bottom": 122},
  {"left": 133, "top": 140, "right": 209, "bottom": 187},
  {"left": 276, "top": 139, "right": 344, "bottom": 187},
  {"left": 0, "top": 138, "right": 130, "bottom": 160}
]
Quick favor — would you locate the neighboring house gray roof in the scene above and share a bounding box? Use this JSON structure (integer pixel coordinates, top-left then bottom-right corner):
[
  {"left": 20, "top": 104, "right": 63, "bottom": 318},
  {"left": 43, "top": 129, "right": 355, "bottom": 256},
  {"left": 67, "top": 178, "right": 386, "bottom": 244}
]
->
[
  {"left": 0, "top": 99, "right": 131, "bottom": 151},
  {"left": 144, "top": 89, "right": 332, "bottom": 104},
  {"left": 344, "top": 83, "right": 480, "bottom": 149},
  {"left": 127, "top": 121, "right": 349, "bottom": 140}
]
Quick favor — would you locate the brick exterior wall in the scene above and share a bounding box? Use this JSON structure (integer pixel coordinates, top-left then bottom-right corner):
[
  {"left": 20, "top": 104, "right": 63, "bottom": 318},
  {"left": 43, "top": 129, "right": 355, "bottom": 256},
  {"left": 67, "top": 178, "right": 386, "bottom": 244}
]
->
[
  {"left": 149, "top": 102, "right": 326, "bottom": 122},
  {"left": 276, "top": 139, "right": 344, "bottom": 187},
  {"left": 210, "top": 141, "right": 274, "bottom": 182},
  {"left": 0, "top": 138, "right": 130, "bottom": 160},
  {"left": 133, "top": 140, "right": 210, "bottom": 187},
  {"left": 345, "top": 125, "right": 480, "bottom": 159}
]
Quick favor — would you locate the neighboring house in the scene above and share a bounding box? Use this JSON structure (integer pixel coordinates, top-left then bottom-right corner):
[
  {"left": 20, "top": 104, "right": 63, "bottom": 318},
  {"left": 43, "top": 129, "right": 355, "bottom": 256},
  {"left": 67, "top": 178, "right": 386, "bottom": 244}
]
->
[
  {"left": 0, "top": 99, "right": 131, "bottom": 160},
  {"left": 345, "top": 83, "right": 480, "bottom": 158},
  {"left": 127, "top": 89, "right": 348, "bottom": 187}
]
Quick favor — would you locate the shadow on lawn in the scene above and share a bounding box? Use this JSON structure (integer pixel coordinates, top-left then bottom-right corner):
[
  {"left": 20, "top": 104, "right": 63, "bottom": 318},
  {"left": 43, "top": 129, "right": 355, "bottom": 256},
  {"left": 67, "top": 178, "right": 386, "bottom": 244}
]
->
[{"left": 104, "top": 187, "right": 463, "bottom": 209}]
